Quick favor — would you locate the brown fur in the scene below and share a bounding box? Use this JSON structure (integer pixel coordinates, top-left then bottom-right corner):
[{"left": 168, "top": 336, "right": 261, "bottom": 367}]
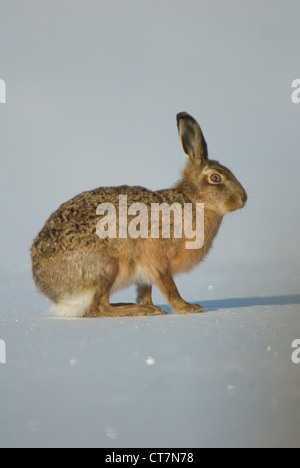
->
[{"left": 31, "top": 112, "right": 247, "bottom": 317}]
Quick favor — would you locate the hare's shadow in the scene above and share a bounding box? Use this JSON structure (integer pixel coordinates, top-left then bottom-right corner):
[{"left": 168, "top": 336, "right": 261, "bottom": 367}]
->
[{"left": 162, "top": 294, "right": 300, "bottom": 314}]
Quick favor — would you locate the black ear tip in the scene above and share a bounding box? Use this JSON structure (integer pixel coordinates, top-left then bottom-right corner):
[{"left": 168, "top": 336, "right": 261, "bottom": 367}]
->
[
  {"left": 176, "top": 112, "right": 192, "bottom": 129},
  {"left": 177, "top": 112, "right": 189, "bottom": 122}
]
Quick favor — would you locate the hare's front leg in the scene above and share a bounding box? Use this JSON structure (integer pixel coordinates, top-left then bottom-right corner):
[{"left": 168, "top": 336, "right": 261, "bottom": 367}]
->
[
  {"left": 136, "top": 285, "right": 154, "bottom": 305},
  {"left": 154, "top": 272, "right": 205, "bottom": 314}
]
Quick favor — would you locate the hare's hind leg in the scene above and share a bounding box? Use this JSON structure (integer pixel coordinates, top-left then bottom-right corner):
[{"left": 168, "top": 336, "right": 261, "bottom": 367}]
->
[
  {"left": 86, "top": 291, "right": 165, "bottom": 317},
  {"left": 86, "top": 281, "right": 165, "bottom": 318}
]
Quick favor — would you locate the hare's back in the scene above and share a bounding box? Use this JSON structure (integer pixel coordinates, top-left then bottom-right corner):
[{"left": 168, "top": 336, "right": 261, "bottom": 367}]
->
[{"left": 32, "top": 185, "right": 158, "bottom": 255}]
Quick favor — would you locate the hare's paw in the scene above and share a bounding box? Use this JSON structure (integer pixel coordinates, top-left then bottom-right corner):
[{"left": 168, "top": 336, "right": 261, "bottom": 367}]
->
[
  {"left": 175, "top": 303, "right": 205, "bottom": 314},
  {"left": 112, "top": 304, "right": 166, "bottom": 316},
  {"left": 86, "top": 303, "right": 166, "bottom": 318},
  {"left": 140, "top": 305, "right": 166, "bottom": 316}
]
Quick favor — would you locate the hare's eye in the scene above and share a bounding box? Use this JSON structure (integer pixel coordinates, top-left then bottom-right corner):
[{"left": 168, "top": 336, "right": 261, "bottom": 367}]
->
[{"left": 210, "top": 174, "right": 222, "bottom": 184}]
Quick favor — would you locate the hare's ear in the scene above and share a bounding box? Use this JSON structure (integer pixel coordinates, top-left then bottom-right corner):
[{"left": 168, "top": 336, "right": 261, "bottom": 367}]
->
[{"left": 177, "top": 112, "right": 208, "bottom": 164}]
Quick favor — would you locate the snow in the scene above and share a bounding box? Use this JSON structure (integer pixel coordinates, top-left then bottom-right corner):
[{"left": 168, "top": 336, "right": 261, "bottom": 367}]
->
[{"left": 0, "top": 295, "right": 300, "bottom": 448}]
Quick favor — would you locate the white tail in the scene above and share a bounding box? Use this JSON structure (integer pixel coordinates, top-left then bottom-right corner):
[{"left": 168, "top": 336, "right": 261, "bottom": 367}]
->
[{"left": 49, "top": 292, "right": 94, "bottom": 318}]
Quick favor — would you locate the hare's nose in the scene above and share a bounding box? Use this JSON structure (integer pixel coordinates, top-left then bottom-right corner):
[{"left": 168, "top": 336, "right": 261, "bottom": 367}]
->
[{"left": 241, "top": 192, "right": 248, "bottom": 206}]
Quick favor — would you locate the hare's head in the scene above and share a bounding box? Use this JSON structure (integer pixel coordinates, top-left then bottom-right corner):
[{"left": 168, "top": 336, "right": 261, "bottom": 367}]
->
[{"left": 177, "top": 112, "right": 247, "bottom": 214}]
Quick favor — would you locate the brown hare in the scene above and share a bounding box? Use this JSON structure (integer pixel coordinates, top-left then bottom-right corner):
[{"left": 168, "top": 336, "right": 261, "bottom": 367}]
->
[{"left": 31, "top": 112, "right": 247, "bottom": 317}]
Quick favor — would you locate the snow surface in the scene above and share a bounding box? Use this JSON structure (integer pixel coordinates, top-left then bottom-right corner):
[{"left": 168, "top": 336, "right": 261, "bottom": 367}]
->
[{"left": 0, "top": 295, "right": 300, "bottom": 448}]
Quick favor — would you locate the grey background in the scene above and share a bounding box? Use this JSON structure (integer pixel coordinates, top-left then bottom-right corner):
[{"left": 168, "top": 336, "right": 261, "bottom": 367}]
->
[{"left": 0, "top": 0, "right": 299, "bottom": 307}]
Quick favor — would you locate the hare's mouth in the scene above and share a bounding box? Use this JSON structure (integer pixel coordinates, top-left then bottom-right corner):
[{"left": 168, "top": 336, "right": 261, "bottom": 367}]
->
[{"left": 224, "top": 193, "right": 247, "bottom": 213}]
